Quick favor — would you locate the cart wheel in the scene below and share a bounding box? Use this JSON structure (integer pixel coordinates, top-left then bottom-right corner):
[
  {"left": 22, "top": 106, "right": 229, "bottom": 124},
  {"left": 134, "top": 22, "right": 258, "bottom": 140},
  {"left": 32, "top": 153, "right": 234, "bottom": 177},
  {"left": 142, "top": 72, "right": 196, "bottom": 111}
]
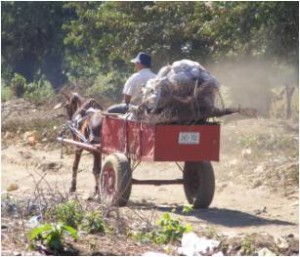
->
[
  {"left": 183, "top": 161, "right": 215, "bottom": 209},
  {"left": 100, "top": 153, "right": 132, "bottom": 207}
]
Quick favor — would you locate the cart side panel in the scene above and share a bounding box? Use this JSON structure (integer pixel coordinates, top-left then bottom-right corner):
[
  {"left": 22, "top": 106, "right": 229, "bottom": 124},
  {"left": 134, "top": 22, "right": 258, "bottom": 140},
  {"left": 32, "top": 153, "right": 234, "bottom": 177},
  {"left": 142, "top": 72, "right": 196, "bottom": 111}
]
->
[
  {"left": 154, "top": 124, "right": 220, "bottom": 161},
  {"left": 126, "top": 121, "right": 141, "bottom": 158},
  {"left": 102, "top": 116, "right": 126, "bottom": 154},
  {"left": 102, "top": 116, "right": 220, "bottom": 162},
  {"left": 140, "top": 123, "right": 156, "bottom": 161},
  {"left": 102, "top": 116, "right": 156, "bottom": 160}
]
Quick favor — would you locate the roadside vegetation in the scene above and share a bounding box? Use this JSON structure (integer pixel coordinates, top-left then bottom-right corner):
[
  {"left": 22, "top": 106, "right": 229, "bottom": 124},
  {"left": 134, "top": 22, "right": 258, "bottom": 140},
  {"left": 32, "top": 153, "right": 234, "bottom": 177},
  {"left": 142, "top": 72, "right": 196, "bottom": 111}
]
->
[{"left": 2, "top": 184, "right": 194, "bottom": 255}]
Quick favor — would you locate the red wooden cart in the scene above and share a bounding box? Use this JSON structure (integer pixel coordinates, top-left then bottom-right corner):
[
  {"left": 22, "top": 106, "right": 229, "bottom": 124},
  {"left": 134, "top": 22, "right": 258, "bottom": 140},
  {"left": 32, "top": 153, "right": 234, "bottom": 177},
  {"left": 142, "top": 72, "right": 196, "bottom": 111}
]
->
[{"left": 58, "top": 114, "right": 220, "bottom": 208}]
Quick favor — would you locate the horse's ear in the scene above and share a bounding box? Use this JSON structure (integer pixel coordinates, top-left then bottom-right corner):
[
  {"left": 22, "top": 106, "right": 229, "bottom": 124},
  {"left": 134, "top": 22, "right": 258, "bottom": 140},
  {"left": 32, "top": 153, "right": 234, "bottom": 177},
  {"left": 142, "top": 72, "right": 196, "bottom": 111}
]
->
[
  {"left": 61, "top": 90, "right": 70, "bottom": 101},
  {"left": 72, "top": 92, "right": 80, "bottom": 98},
  {"left": 70, "top": 92, "right": 80, "bottom": 103}
]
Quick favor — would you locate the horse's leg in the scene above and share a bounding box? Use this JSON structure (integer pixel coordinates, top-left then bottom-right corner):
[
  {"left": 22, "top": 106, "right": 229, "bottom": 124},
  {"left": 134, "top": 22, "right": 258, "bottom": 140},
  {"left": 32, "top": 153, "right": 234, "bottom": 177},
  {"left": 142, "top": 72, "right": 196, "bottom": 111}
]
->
[
  {"left": 70, "top": 147, "right": 83, "bottom": 193},
  {"left": 92, "top": 151, "right": 101, "bottom": 197}
]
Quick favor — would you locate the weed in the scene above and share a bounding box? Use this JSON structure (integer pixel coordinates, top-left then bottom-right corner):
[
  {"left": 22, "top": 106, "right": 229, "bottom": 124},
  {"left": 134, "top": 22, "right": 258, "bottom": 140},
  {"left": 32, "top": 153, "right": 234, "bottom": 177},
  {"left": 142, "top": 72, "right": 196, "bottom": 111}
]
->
[
  {"left": 203, "top": 225, "right": 218, "bottom": 239},
  {"left": 55, "top": 201, "right": 84, "bottom": 229},
  {"left": 28, "top": 223, "right": 78, "bottom": 254},
  {"left": 130, "top": 231, "right": 153, "bottom": 244},
  {"left": 288, "top": 163, "right": 299, "bottom": 185},
  {"left": 237, "top": 134, "right": 258, "bottom": 149},
  {"left": 81, "top": 211, "right": 106, "bottom": 234},
  {"left": 1, "top": 82, "right": 13, "bottom": 101},
  {"left": 182, "top": 204, "right": 194, "bottom": 214},
  {"left": 153, "top": 213, "right": 192, "bottom": 244},
  {"left": 241, "top": 235, "right": 255, "bottom": 256},
  {"left": 131, "top": 212, "right": 192, "bottom": 245},
  {"left": 88, "top": 238, "right": 97, "bottom": 253}
]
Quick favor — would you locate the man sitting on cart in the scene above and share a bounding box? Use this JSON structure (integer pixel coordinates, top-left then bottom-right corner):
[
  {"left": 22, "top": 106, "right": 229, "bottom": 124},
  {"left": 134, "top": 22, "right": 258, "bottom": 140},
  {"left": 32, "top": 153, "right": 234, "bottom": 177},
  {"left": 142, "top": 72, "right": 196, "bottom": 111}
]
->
[{"left": 107, "top": 52, "right": 156, "bottom": 114}]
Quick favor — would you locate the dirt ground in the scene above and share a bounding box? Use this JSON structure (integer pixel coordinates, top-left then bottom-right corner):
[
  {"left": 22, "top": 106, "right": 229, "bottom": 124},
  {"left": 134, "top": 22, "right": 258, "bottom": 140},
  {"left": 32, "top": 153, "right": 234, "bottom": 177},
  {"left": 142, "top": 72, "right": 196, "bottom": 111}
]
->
[{"left": 1, "top": 98, "right": 299, "bottom": 255}]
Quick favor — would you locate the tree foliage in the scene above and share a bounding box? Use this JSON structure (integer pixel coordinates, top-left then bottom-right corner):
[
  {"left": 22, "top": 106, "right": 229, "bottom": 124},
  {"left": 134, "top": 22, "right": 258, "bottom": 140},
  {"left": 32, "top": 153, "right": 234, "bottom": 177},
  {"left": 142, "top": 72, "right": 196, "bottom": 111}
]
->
[
  {"left": 1, "top": 1, "right": 75, "bottom": 89},
  {"left": 1, "top": 1, "right": 298, "bottom": 93}
]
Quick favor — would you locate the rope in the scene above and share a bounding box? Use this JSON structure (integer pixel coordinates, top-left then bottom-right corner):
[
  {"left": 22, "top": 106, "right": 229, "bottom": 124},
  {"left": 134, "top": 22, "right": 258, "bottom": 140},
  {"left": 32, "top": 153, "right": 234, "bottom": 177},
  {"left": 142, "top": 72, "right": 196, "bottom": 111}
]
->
[
  {"left": 193, "top": 79, "right": 201, "bottom": 118},
  {"left": 67, "top": 121, "right": 89, "bottom": 143}
]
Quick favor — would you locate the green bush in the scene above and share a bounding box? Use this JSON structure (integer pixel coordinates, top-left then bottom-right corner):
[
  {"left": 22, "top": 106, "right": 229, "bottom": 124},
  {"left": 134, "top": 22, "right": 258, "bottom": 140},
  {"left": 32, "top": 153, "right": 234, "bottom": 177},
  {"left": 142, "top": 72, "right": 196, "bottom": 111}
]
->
[
  {"left": 55, "top": 201, "right": 84, "bottom": 229},
  {"left": 1, "top": 80, "right": 13, "bottom": 101},
  {"left": 11, "top": 73, "right": 26, "bottom": 98},
  {"left": 81, "top": 211, "right": 106, "bottom": 234},
  {"left": 24, "top": 76, "right": 54, "bottom": 104}
]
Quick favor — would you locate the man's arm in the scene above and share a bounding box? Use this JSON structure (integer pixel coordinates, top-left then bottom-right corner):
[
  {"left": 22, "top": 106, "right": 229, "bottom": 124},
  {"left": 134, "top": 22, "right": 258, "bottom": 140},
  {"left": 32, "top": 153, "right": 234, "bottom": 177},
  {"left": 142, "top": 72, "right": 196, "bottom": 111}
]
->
[{"left": 123, "top": 73, "right": 138, "bottom": 105}]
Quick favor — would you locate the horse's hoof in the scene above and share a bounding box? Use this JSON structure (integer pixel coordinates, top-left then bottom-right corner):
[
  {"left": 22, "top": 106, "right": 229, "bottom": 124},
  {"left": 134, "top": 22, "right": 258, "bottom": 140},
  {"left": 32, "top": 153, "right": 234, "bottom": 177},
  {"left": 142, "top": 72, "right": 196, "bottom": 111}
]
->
[
  {"left": 87, "top": 196, "right": 94, "bottom": 201},
  {"left": 69, "top": 187, "right": 76, "bottom": 193},
  {"left": 86, "top": 192, "right": 100, "bottom": 201}
]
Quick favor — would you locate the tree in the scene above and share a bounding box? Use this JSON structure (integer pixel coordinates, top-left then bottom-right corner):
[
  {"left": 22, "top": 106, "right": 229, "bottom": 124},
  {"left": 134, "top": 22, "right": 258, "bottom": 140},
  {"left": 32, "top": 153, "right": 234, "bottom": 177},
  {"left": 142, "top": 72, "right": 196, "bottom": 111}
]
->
[
  {"left": 63, "top": 1, "right": 298, "bottom": 74},
  {"left": 1, "top": 2, "right": 75, "bottom": 90},
  {"left": 208, "top": 1, "right": 298, "bottom": 66}
]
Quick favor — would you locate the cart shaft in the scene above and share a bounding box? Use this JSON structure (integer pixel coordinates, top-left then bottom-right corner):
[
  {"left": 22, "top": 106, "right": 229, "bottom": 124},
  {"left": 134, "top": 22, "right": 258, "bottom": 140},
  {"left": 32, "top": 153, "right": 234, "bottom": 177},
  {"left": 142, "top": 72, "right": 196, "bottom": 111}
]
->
[{"left": 57, "top": 137, "right": 101, "bottom": 153}]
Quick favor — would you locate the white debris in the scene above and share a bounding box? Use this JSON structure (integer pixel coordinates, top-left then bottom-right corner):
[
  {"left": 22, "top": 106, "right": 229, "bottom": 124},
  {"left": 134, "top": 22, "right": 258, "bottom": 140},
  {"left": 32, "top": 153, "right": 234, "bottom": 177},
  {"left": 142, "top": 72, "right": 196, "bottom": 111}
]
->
[
  {"left": 257, "top": 247, "right": 276, "bottom": 256},
  {"left": 254, "top": 165, "right": 264, "bottom": 174},
  {"left": 273, "top": 235, "right": 289, "bottom": 250},
  {"left": 27, "top": 215, "right": 42, "bottom": 228},
  {"left": 178, "top": 232, "right": 220, "bottom": 256},
  {"left": 241, "top": 147, "right": 252, "bottom": 159},
  {"left": 212, "top": 251, "right": 224, "bottom": 257}
]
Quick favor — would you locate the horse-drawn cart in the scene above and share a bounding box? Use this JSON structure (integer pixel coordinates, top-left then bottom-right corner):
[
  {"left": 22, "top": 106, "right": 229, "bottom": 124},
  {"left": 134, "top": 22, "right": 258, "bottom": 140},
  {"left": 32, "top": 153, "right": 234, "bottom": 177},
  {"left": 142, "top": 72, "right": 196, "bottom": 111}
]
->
[{"left": 58, "top": 113, "right": 220, "bottom": 208}]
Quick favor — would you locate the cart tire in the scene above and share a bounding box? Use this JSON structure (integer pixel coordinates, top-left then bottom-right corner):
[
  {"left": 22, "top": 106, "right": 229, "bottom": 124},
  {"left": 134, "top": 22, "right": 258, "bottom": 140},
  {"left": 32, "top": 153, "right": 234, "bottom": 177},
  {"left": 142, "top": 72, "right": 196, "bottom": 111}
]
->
[
  {"left": 100, "top": 153, "right": 132, "bottom": 207},
  {"left": 183, "top": 161, "right": 215, "bottom": 209}
]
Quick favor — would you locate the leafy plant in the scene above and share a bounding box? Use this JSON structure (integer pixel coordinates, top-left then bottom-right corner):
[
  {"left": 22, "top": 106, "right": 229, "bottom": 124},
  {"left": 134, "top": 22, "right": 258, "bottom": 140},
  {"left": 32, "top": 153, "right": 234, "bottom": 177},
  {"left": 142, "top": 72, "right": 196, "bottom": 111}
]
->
[
  {"left": 28, "top": 223, "right": 78, "bottom": 254},
  {"left": 153, "top": 213, "right": 192, "bottom": 244},
  {"left": 182, "top": 204, "right": 194, "bottom": 214},
  {"left": 131, "top": 213, "right": 192, "bottom": 245},
  {"left": 55, "top": 201, "right": 84, "bottom": 229},
  {"left": 81, "top": 211, "right": 106, "bottom": 234}
]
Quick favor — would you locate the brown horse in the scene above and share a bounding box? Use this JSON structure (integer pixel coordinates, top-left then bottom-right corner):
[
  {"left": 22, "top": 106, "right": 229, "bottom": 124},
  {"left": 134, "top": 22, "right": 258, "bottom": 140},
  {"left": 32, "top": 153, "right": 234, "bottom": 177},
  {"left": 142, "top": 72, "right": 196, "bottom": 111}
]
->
[{"left": 61, "top": 91, "right": 103, "bottom": 197}]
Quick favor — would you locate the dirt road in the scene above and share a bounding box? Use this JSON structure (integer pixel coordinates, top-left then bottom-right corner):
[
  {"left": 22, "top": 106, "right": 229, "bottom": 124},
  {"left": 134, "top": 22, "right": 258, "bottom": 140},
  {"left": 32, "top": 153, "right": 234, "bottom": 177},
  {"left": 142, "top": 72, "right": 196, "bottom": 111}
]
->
[{"left": 2, "top": 118, "right": 298, "bottom": 240}]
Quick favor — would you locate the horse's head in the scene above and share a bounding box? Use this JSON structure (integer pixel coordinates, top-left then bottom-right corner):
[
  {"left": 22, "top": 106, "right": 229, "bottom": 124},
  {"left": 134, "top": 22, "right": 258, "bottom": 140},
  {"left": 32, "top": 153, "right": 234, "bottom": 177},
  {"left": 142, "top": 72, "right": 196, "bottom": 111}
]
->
[{"left": 61, "top": 91, "right": 85, "bottom": 120}]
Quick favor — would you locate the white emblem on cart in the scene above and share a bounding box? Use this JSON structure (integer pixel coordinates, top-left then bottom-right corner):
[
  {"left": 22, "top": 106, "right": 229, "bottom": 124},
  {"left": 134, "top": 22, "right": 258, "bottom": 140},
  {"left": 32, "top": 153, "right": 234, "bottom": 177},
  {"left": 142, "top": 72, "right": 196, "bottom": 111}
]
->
[{"left": 178, "top": 132, "right": 200, "bottom": 144}]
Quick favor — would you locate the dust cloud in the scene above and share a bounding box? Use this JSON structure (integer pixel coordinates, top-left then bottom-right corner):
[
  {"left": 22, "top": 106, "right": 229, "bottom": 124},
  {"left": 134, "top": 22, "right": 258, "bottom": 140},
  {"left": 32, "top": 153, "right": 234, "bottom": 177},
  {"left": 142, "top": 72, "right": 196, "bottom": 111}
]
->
[{"left": 208, "top": 60, "right": 298, "bottom": 117}]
